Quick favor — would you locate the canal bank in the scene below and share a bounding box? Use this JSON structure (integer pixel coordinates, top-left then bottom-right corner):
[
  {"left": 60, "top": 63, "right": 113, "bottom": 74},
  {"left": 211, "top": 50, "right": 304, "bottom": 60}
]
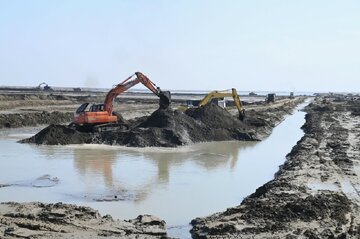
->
[{"left": 191, "top": 97, "right": 360, "bottom": 238}]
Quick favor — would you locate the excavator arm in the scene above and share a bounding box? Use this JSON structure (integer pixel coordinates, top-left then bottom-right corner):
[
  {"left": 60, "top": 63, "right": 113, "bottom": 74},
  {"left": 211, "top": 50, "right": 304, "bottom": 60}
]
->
[
  {"left": 231, "top": 88, "right": 245, "bottom": 120},
  {"left": 199, "top": 90, "right": 230, "bottom": 107},
  {"left": 134, "top": 72, "right": 171, "bottom": 109},
  {"left": 103, "top": 72, "right": 170, "bottom": 115},
  {"left": 198, "top": 88, "right": 245, "bottom": 120}
]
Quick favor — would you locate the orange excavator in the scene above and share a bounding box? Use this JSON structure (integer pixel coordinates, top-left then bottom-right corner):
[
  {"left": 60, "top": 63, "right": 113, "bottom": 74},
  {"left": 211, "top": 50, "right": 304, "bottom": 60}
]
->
[{"left": 71, "top": 72, "right": 170, "bottom": 132}]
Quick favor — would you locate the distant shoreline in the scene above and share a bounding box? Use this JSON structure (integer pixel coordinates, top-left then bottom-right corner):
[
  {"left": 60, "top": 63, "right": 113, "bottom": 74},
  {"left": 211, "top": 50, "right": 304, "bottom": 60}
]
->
[{"left": 0, "top": 86, "right": 316, "bottom": 96}]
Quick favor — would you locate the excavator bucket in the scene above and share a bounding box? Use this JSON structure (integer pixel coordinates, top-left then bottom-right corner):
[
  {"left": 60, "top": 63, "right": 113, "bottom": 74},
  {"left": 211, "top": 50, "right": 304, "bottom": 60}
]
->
[
  {"left": 239, "top": 111, "right": 245, "bottom": 121},
  {"left": 159, "top": 91, "right": 171, "bottom": 109}
]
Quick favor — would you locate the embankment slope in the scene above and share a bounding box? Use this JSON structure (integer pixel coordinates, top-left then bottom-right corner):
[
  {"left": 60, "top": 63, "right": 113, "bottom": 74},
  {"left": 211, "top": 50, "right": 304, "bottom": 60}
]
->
[{"left": 191, "top": 96, "right": 360, "bottom": 238}]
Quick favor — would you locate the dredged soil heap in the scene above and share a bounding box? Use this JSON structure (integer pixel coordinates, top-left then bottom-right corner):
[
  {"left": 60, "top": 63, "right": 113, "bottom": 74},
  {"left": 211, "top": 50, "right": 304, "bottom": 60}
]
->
[{"left": 21, "top": 104, "right": 265, "bottom": 147}]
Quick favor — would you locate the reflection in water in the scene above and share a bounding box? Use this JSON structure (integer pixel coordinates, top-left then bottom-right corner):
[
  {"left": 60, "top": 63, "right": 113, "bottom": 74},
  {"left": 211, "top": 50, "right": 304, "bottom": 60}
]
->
[
  {"left": 140, "top": 141, "right": 258, "bottom": 183},
  {"left": 73, "top": 149, "right": 116, "bottom": 187},
  {"left": 73, "top": 146, "right": 158, "bottom": 202},
  {"left": 70, "top": 141, "right": 258, "bottom": 202}
]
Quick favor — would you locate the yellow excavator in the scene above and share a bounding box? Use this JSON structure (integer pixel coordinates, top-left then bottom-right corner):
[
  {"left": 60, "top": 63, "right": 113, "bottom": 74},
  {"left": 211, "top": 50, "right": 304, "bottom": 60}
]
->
[{"left": 198, "top": 88, "right": 245, "bottom": 120}]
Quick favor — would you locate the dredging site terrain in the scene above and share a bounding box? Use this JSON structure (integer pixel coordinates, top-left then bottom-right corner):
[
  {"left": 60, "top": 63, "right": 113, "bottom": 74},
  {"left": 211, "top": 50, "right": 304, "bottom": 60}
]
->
[{"left": 1, "top": 89, "right": 359, "bottom": 238}]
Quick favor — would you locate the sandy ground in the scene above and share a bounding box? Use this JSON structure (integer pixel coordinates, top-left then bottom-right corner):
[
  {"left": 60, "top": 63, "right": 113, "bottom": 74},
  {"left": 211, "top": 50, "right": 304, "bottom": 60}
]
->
[
  {"left": 191, "top": 96, "right": 360, "bottom": 238},
  {"left": 0, "top": 202, "right": 166, "bottom": 238}
]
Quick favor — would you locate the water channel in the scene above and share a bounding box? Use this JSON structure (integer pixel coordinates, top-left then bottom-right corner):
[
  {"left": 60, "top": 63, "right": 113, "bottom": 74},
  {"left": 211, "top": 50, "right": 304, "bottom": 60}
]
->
[{"left": 0, "top": 102, "right": 308, "bottom": 238}]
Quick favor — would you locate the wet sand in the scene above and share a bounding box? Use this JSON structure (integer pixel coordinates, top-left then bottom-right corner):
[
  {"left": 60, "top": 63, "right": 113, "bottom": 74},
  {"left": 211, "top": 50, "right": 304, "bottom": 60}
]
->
[{"left": 0, "top": 202, "right": 166, "bottom": 238}]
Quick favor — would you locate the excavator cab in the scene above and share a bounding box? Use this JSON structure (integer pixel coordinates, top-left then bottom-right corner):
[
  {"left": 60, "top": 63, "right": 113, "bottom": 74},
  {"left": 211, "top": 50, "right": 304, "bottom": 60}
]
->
[
  {"left": 75, "top": 103, "right": 105, "bottom": 114},
  {"left": 90, "top": 104, "right": 105, "bottom": 112},
  {"left": 75, "top": 103, "right": 90, "bottom": 114}
]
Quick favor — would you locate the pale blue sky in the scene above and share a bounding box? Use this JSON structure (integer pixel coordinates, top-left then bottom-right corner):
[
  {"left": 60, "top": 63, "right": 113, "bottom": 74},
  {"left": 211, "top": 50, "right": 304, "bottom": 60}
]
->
[{"left": 1, "top": 0, "right": 359, "bottom": 92}]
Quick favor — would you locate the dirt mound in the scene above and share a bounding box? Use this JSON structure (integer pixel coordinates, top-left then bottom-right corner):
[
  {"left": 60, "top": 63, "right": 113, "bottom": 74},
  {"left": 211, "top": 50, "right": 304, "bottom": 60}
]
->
[
  {"left": 0, "top": 202, "right": 166, "bottom": 238},
  {"left": 136, "top": 107, "right": 220, "bottom": 146},
  {"left": 102, "top": 105, "right": 256, "bottom": 147},
  {"left": 23, "top": 104, "right": 259, "bottom": 147},
  {"left": 20, "top": 124, "right": 92, "bottom": 145},
  {"left": 22, "top": 100, "right": 307, "bottom": 147},
  {"left": 185, "top": 103, "right": 248, "bottom": 129},
  {"left": 97, "top": 127, "right": 187, "bottom": 147},
  {"left": 139, "top": 108, "right": 194, "bottom": 129}
]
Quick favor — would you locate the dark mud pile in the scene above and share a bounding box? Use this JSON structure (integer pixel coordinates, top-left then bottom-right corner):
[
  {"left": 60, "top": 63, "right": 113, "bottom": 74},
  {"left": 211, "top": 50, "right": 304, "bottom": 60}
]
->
[
  {"left": 25, "top": 124, "right": 93, "bottom": 145},
  {"left": 0, "top": 202, "right": 166, "bottom": 238},
  {"left": 22, "top": 99, "right": 305, "bottom": 147},
  {"left": 191, "top": 97, "right": 360, "bottom": 238},
  {"left": 0, "top": 111, "right": 73, "bottom": 128},
  {"left": 22, "top": 104, "right": 265, "bottom": 147}
]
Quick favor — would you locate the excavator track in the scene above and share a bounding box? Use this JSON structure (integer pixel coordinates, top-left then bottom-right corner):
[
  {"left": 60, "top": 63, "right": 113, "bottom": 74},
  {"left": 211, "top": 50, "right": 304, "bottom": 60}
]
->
[
  {"left": 92, "top": 123, "right": 129, "bottom": 132},
  {"left": 68, "top": 122, "right": 129, "bottom": 133}
]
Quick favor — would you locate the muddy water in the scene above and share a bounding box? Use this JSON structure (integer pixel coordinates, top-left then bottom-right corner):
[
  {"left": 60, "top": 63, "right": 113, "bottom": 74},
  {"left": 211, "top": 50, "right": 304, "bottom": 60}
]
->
[{"left": 0, "top": 103, "right": 307, "bottom": 238}]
